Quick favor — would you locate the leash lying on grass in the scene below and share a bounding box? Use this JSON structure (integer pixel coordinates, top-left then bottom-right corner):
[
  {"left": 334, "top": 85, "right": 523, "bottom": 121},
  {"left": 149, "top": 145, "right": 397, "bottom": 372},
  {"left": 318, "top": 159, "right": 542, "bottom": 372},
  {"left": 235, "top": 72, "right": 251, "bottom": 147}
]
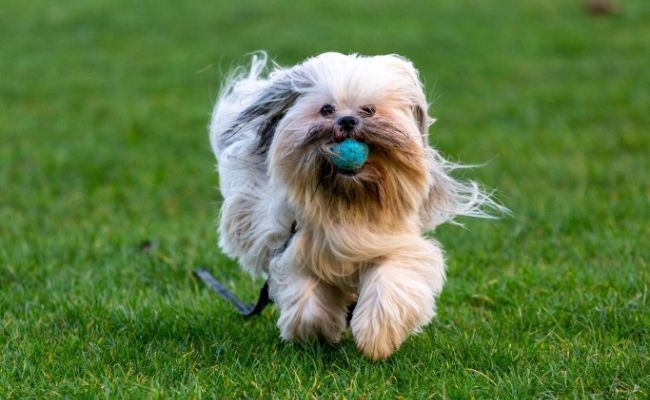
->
[
  {"left": 194, "top": 268, "right": 358, "bottom": 323},
  {"left": 194, "top": 269, "right": 271, "bottom": 317},
  {"left": 194, "top": 223, "right": 359, "bottom": 321}
]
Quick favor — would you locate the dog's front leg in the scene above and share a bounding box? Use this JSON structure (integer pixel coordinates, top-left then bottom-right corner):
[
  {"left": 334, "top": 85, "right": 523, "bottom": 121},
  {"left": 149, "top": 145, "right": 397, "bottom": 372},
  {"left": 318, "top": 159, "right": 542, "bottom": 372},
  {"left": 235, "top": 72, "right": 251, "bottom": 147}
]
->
[
  {"left": 350, "top": 237, "right": 446, "bottom": 360},
  {"left": 268, "top": 244, "right": 350, "bottom": 344}
]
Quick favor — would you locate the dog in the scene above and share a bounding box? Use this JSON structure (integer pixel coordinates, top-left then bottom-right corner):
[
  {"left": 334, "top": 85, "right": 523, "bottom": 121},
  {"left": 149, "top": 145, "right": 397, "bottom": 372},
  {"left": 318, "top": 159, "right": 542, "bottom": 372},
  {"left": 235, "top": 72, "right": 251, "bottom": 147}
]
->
[{"left": 209, "top": 52, "right": 503, "bottom": 360}]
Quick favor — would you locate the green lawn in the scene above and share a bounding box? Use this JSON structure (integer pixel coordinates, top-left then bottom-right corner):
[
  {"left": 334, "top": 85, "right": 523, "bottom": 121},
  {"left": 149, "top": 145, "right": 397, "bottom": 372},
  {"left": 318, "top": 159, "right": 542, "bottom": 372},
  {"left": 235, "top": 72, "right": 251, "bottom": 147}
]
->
[{"left": 1, "top": 0, "right": 648, "bottom": 398}]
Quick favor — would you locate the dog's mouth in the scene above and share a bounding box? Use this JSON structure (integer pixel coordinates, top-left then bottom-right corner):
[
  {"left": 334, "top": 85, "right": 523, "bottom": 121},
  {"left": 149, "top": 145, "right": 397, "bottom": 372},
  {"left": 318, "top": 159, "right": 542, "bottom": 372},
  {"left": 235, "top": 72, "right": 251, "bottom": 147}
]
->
[
  {"left": 317, "top": 157, "right": 365, "bottom": 183},
  {"left": 335, "top": 167, "right": 362, "bottom": 177}
]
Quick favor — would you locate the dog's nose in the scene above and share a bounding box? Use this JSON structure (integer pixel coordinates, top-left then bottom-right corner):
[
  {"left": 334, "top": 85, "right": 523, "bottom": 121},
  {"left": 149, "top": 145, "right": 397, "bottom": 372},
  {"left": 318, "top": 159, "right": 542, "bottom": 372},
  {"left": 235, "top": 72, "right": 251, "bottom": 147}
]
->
[{"left": 336, "top": 115, "right": 360, "bottom": 132}]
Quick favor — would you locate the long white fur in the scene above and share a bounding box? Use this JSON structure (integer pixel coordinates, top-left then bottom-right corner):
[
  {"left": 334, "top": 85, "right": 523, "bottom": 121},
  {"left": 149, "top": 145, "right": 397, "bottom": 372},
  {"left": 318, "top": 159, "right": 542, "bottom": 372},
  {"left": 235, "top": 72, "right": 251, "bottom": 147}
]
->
[{"left": 209, "top": 52, "right": 505, "bottom": 360}]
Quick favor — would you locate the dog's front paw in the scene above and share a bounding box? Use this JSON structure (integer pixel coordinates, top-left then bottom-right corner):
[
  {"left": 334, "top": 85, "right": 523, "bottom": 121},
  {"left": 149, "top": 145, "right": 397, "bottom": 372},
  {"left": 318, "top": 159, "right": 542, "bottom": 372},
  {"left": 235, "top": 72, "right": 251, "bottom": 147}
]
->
[
  {"left": 350, "top": 299, "right": 413, "bottom": 361},
  {"left": 350, "top": 258, "right": 441, "bottom": 360}
]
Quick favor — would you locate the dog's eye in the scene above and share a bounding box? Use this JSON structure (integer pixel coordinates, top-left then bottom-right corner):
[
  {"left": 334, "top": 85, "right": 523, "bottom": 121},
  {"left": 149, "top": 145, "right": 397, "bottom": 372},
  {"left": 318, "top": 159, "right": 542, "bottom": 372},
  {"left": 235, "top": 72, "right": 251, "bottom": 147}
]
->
[
  {"left": 360, "top": 105, "right": 376, "bottom": 117},
  {"left": 320, "top": 104, "right": 335, "bottom": 117}
]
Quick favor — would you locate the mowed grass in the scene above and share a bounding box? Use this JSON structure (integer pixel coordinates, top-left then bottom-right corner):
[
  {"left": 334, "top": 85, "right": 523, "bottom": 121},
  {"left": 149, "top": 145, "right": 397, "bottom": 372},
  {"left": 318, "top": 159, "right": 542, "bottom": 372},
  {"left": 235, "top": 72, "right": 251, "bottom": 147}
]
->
[{"left": 1, "top": 0, "right": 648, "bottom": 398}]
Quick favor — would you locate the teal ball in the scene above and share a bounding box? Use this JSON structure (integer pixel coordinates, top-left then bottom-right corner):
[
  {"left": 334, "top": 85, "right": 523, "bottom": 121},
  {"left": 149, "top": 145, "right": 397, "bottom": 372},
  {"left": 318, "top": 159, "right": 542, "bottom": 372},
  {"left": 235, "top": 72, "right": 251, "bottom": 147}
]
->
[{"left": 328, "top": 138, "right": 369, "bottom": 171}]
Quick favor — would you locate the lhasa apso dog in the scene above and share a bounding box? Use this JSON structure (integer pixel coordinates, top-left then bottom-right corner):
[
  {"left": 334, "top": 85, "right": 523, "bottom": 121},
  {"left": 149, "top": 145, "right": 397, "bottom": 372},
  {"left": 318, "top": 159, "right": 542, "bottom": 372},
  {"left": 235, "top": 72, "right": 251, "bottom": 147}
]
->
[{"left": 209, "top": 52, "right": 503, "bottom": 360}]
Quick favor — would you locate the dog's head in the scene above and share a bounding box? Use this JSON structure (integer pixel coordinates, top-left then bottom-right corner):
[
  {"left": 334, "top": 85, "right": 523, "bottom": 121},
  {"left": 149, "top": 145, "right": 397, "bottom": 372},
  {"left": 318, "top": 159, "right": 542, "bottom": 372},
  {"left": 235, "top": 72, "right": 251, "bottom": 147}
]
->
[
  {"left": 221, "top": 52, "right": 502, "bottom": 229},
  {"left": 241, "top": 53, "right": 432, "bottom": 226}
]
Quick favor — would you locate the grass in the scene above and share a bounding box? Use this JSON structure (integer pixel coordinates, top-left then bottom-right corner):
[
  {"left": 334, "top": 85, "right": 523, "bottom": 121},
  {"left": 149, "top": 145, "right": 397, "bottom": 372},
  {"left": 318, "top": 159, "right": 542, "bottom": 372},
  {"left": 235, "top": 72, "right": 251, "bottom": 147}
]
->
[{"left": 1, "top": 0, "right": 648, "bottom": 398}]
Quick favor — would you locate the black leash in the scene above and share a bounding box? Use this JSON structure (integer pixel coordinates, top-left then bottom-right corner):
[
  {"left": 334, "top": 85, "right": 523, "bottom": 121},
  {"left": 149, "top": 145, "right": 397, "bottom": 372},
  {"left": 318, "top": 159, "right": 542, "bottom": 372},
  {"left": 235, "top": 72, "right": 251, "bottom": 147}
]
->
[
  {"left": 193, "top": 222, "right": 296, "bottom": 317},
  {"left": 194, "top": 269, "right": 272, "bottom": 317},
  {"left": 195, "top": 268, "right": 358, "bottom": 324},
  {"left": 194, "top": 222, "right": 358, "bottom": 322}
]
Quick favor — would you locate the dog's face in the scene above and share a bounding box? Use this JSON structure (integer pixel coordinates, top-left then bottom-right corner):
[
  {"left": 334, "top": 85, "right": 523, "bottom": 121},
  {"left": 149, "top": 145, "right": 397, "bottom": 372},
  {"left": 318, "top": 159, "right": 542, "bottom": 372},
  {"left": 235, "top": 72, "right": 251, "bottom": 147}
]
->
[{"left": 266, "top": 53, "right": 433, "bottom": 225}]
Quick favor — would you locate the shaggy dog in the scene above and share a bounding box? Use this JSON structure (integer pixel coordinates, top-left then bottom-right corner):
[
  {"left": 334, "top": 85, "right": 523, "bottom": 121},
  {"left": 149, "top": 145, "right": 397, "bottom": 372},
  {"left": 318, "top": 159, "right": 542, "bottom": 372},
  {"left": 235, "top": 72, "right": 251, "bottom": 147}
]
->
[{"left": 209, "top": 52, "right": 503, "bottom": 360}]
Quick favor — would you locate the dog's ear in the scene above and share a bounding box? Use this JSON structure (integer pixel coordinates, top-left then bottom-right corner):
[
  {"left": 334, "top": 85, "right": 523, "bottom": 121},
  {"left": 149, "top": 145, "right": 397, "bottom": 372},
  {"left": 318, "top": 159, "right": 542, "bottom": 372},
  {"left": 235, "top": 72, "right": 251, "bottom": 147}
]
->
[
  {"left": 250, "top": 74, "right": 302, "bottom": 154},
  {"left": 377, "top": 55, "right": 432, "bottom": 143},
  {"left": 411, "top": 99, "right": 432, "bottom": 143},
  {"left": 224, "top": 72, "right": 303, "bottom": 155},
  {"left": 419, "top": 150, "right": 508, "bottom": 231}
]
